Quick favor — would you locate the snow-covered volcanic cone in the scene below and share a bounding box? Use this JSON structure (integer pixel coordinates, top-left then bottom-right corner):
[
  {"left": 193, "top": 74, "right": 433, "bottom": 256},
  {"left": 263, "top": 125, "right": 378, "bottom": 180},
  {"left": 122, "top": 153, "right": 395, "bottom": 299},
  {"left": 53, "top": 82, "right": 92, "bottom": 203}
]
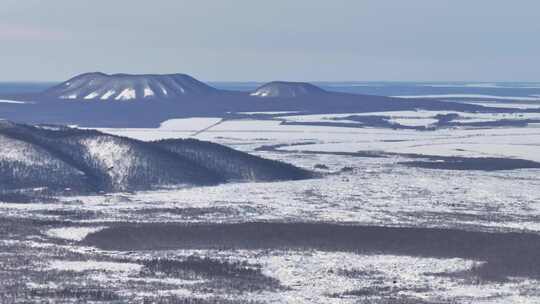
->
[
  {"left": 45, "top": 72, "right": 219, "bottom": 101},
  {"left": 251, "top": 81, "right": 328, "bottom": 98}
]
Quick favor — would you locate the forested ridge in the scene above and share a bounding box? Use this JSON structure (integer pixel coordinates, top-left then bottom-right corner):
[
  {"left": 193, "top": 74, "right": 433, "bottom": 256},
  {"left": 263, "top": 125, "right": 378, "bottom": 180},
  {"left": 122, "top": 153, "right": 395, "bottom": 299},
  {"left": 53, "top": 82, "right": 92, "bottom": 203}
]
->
[{"left": 0, "top": 121, "right": 312, "bottom": 196}]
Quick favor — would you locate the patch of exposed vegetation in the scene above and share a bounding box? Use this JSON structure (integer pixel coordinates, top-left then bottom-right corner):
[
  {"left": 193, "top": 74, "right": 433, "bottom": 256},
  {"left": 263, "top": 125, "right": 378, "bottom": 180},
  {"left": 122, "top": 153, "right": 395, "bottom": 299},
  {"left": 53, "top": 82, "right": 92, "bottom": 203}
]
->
[
  {"left": 142, "top": 297, "right": 264, "bottom": 304},
  {"left": 27, "top": 287, "right": 120, "bottom": 302},
  {"left": 140, "top": 255, "right": 283, "bottom": 292}
]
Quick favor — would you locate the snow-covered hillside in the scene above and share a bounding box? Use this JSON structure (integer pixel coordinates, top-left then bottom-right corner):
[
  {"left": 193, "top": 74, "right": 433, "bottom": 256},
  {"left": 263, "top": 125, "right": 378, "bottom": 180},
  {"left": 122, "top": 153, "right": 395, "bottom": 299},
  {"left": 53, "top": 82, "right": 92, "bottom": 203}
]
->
[
  {"left": 251, "top": 81, "right": 328, "bottom": 98},
  {"left": 0, "top": 121, "right": 312, "bottom": 193},
  {"left": 44, "top": 72, "right": 219, "bottom": 101},
  {"left": 0, "top": 131, "right": 87, "bottom": 192}
]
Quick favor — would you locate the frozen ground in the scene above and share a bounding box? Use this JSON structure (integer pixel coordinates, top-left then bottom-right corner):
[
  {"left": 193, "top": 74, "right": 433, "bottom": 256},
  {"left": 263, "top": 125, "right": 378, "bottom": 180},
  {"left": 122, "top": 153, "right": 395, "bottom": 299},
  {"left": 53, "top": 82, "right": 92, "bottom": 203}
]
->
[
  {"left": 0, "top": 100, "right": 27, "bottom": 104},
  {"left": 392, "top": 94, "right": 540, "bottom": 102},
  {"left": 101, "top": 113, "right": 540, "bottom": 162},
  {"left": 2, "top": 112, "right": 540, "bottom": 303}
]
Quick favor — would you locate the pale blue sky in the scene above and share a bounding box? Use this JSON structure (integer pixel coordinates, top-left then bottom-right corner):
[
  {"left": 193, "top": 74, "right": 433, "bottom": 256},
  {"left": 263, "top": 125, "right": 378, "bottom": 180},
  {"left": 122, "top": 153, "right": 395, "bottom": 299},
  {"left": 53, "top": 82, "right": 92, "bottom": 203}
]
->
[{"left": 1, "top": 0, "right": 539, "bottom": 81}]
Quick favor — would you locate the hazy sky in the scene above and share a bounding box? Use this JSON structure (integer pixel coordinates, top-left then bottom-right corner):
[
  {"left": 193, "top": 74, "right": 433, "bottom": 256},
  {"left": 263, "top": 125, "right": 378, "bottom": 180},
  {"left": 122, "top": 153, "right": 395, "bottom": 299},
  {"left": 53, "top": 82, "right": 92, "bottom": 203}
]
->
[{"left": 1, "top": 0, "right": 539, "bottom": 82}]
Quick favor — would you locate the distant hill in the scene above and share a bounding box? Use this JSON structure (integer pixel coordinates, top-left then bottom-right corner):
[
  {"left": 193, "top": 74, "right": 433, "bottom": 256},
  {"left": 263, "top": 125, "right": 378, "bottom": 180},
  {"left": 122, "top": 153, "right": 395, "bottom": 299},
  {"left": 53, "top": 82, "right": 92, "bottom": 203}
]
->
[
  {"left": 43, "top": 72, "right": 220, "bottom": 101},
  {"left": 0, "top": 73, "right": 529, "bottom": 127},
  {"left": 0, "top": 121, "right": 312, "bottom": 194},
  {"left": 250, "top": 81, "right": 328, "bottom": 98}
]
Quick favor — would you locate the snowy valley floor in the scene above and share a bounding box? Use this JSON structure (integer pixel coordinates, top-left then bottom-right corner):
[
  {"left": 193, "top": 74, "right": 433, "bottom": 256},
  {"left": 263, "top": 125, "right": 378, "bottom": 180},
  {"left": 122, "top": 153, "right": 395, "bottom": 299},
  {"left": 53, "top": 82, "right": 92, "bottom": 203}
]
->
[{"left": 2, "top": 113, "right": 540, "bottom": 303}]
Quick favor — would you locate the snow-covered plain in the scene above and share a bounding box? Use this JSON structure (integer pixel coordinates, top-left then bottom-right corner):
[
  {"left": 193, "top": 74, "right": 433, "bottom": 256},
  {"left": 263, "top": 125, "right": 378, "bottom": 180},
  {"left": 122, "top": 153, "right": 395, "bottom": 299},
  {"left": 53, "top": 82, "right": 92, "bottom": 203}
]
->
[
  {"left": 100, "top": 114, "right": 540, "bottom": 162},
  {"left": 418, "top": 82, "right": 540, "bottom": 89},
  {"left": 466, "top": 102, "right": 540, "bottom": 109},
  {"left": 0, "top": 99, "right": 27, "bottom": 104},
  {"left": 393, "top": 94, "right": 540, "bottom": 101},
  {"left": 278, "top": 110, "right": 540, "bottom": 125},
  {"left": 45, "top": 226, "right": 107, "bottom": 241},
  {"left": 84, "top": 116, "right": 540, "bottom": 233},
  {"left": 48, "top": 260, "right": 141, "bottom": 273},
  {"left": 3, "top": 112, "right": 540, "bottom": 303},
  {"left": 159, "top": 117, "right": 222, "bottom": 130}
]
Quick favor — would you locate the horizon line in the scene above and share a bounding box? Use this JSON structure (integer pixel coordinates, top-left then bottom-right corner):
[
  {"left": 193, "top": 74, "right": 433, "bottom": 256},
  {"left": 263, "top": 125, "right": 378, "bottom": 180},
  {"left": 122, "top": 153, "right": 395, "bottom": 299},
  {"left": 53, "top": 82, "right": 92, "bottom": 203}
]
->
[{"left": 2, "top": 79, "right": 540, "bottom": 84}]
